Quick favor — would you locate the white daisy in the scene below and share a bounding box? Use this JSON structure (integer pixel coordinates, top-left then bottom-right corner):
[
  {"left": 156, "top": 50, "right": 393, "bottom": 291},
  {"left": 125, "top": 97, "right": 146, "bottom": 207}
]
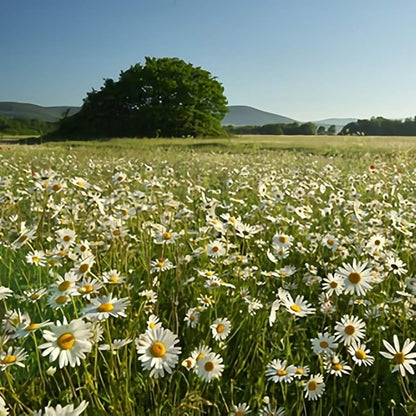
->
[
  {"left": 304, "top": 373, "right": 325, "bottom": 400},
  {"left": 311, "top": 332, "right": 339, "bottom": 355},
  {"left": 0, "top": 346, "right": 28, "bottom": 371},
  {"left": 38, "top": 318, "right": 93, "bottom": 368},
  {"left": 380, "top": 335, "right": 416, "bottom": 376},
  {"left": 135, "top": 327, "right": 181, "bottom": 378},
  {"left": 265, "top": 359, "right": 296, "bottom": 383},
  {"left": 281, "top": 294, "right": 315, "bottom": 318},
  {"left": 81, "top": 294, "right": 130, "bottom": 321},
  {"left": 194, "top": 351, "right": 224, "bottom": 382},
  {"left": 335, "top": 259, "right": 373, "bottom": 296},
  {"left": 334, "top": 314, "right": 366, "bottom": 346},
  {"left": 210, "top": 317, "right": 232, "bottom": 341},
  {"left": 32, "top": 400, "right": 88, "bottom": 416},
  {"left": 347, "top": 340, "right": 374, "bottom": 367}
]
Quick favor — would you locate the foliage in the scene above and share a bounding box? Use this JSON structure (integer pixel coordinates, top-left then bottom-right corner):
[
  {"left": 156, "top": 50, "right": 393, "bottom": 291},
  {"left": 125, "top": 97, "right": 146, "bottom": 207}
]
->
[
  {"left": 0, "top": 115, "right": 56, "bottom": 136},
  {"left": 52, "top": 57, "right": 228, "bottom": 139},
  {"left": 225, "top": 121, "right": 317, "bottom": 135},
  {"left": 340, "top": 116, "right": 416, "bottom": 136}
]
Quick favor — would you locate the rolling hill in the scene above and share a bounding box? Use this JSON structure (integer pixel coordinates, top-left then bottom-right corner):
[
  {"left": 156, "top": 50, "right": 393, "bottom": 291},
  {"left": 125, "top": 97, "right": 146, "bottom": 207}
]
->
[
  {"left": 0, "top": 102, "right": 356, "bottom": 130},
  {"left": 0, "top": 102, "right": 80, "bottom": 122}
]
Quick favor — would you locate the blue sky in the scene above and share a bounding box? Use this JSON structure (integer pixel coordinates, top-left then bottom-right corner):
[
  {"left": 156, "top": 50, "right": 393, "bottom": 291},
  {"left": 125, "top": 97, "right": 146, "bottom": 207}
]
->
[{"left": 2, "top": 0, "right": 416, "bottom": 121}]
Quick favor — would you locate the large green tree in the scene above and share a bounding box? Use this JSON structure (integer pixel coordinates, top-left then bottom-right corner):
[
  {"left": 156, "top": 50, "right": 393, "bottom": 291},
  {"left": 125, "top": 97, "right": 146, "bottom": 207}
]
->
[{"left": 55, "top": 57, "right": 228, "bottom": 138}]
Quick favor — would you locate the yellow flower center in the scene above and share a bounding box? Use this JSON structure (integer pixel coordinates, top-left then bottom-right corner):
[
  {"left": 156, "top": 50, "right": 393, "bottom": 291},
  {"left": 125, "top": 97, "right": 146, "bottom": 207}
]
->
[
  {"left": 97, "top": 302, "right": 114, "bottom": 313},
  {"left": 277, "top": 369, "right": 287, "bottom": 376},
  {"left": 348, "top": 272, "right": 361, "bottom": 284},
  {"left": 344, "top": 325, "right": 356, "bottom": 335},
  {"left": 308, "top": 380, "right": 318, "bottom": 391},
  {"left": 83, "top": 284, "right": 94, "bottom": 293},
  {"left": 58, "top": 281, "right": 71, "bottom": 291},
  {"left": 327, "top": 239, "right": 334, "bottom": 246},
  {"left": 1, "top": 355, "right": 17, "bottom": 365},
  {"left": 204, "top": 361, "right": 214, "bottom": 371},
  {"left": 296, "top": 368, "right": 304, "bottom": 375},
  {"left": 212, "top": 246, "right": 219, "bottom": 253},
  {"left": 57, "top": 333, "right": 75, "bottom": 350},
  {"left": 216, "top": 324, "right": 225, "bottom": 333},
  {"left": 150, "top": 342, "right": 166, "bottom": 358},
  {"left": 156, "top": 261, "right": 165, "bottom": 268},
  {"left": 25, "top": 323, "right": 39, "bottom": 331},
  {"left": 56, "top": 295, "right": 68, "bottom": 305},
  {"left": 79, "top": 263, "right": 89, "bottom": 274},
  {"left": 279, "top": 236, "right": 288, "bottom": 244},
  {"left": 355, "top": 349, "right": 367, "bottom": 360},
  {"left": 332, "top": 363, "right": 343, "bottom": 371},
  {"left": 32, "top": 256, "right": 40, "bottom": 263},
  {"left": 196, "top": 353, "right": 205, "bottom": 361},
  {"left": 52, "top": 183, "right": 62, "bottom": 192},
  {"left": 112, "top": 229, "right": 122, "bottom": 236},
  {"left": 109, "top": 276, "right": 119, "bottom": 283},
  {"left": 393, "top": 352, "right": 405, "bottom": 365},
  {"left": 149, "top": 322, "right": 156, "bottom": 329},
  {"left": 162, "top": 232, "right": 171, "bottom": 240},
  {"left": 63, "top": 235, "right": 72, "bottom": 242},
  {"left": 330, "top": 281, "right": 338, "bottom": 288},
  {"left": 320, "top": 341, "right": 329, "bottom": 348},
  {"left": 29, "top": 293, "right": 40, "bottom": 300},
  {"left": 290, "top": 304, "right": 301, "bottom": 313},
  {"left": 18, "top": 235, "right": 28, "bottom": 243}
]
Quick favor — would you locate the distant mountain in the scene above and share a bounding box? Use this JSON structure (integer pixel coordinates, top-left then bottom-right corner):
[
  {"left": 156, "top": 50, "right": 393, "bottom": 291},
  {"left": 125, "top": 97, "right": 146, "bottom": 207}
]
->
[
  {"left": 313, "top": 118, "right": 358, "bottom": 126},
  {"left": 0, "top": 102, "right": 80, "bottom": 122},
  {"left": 222, "top": 105, "right": 296, "bottom": 126}
]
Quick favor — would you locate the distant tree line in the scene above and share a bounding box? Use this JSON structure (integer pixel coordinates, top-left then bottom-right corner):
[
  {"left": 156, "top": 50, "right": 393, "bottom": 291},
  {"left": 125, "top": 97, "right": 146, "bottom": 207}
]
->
[
  {"left": 340, "top": 117, "right": 416, "bottom": 136},
  {"left": 0, "top": 115, "right": 56, "bottom": 136},
  {"left": 225, "top": 121, "right": 317, "bottom": 135}
]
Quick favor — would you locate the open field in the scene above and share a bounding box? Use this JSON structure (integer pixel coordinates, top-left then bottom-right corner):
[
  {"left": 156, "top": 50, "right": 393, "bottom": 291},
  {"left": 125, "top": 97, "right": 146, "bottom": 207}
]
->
[{"left": 0, "top": 137, "right": 415, "bottom": 415}]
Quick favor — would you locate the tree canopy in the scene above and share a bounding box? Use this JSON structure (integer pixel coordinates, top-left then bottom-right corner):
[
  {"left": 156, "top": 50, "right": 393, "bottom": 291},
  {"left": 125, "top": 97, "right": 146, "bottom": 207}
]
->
[{"left": 53, "top": 57, "right": 228, "bottom": 138}]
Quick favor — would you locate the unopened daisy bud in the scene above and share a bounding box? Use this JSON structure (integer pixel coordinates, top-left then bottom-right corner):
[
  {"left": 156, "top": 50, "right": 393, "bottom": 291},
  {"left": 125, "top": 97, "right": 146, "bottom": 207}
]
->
[
  {"left": 181, "top": 357, "right": 196, "bottom": 371},
  {"left": 46, "top": 366, "right": 57, "bottom": 376}
]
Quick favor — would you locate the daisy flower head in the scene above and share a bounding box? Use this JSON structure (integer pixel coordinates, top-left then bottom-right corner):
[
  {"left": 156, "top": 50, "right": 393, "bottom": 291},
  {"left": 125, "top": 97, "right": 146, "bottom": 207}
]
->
[
  {"left": 334, "top": 314, "right": 366, "bottom": 346},
  {"left": 281, "top": 293, "right": 316, "bottom": 318},
  {"left": 102, "top": 269, "right": 126, "bottom": 285},
  {"left": 190, "top": 344, "right": 213, "bottom": 363},
  {"left": 38, "top": 318, "right": 93, "bottom": 368},
  {"left": 311, "top": 332, "right": 339, "bottom": 355},
  {"left": 206, "top": 240, "right": 226, "bottom": 258},
  {"left": 324, "top": 354, "right": 352, "bottom": 377},
  {"left": 26, "top": 250, "right": 46, "bottom": 267},
  {"left": 98, "top": 338, "right": 132, "bottom": 354},
  {"left": 0, "top": 346, "right": 28, "bottom": 371},
  {"left": 304, "top": 373, "right": 325, "bottom": 401},
  {"left": 347, "top": 340, "right": 374, "bottom": 367},
  {"left": 32, "top": 400, "right": 88, "bottom": 416},
  {"left": 272, "top": 232, "right": 293, "bottom": 249},
  {"left": 81, "top": 294, "right": 130, "bottom": 321},
  {"left": 335, "top": 259, "right": 373, "bottom": 296},
  {"left": 24, "top": 287, "right": 48, "bottom": 303},
  {"left": 0, "top": 286, "right": 13, "bottom": 301},
  {"left": 135, "top": 326, "right": 181, "bottom": 379},
  {"left": 230, "top": 402, "right": 251, "bottom": 415},
  {"left": 210, "top": 317, "right": 232, "bottom": 341},
  {"left": 147, "top": 314, "right": 163, "bottom": 330},
  {"left": 56, "top": 228, "right": 77, "bottom": 248},
  {"left": 194, "top": 351, "right": 224, "bottom": 383},
  {"left": 265, "top": 359, "right": 297, "bottom": 383},
  {"left": 380, "top": 335, "right": 416, "bottom": 376},
  {"left": 322, "top": 273, "right": 344, "bottom": 296},
  {"left": 184, "top": 308, "right": 200, "bottom": 328},
  {"left": 259, "top": 403, "right": 286, "bottom": 416},
  {"left": 0, "top": 396, "right": 9, "bottom": 415}
]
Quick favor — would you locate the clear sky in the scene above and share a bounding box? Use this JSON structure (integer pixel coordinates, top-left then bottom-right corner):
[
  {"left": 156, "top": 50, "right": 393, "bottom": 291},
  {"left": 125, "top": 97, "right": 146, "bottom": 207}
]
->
[{"left": 2, "top": 0, "right": 416, "bottom": 121}]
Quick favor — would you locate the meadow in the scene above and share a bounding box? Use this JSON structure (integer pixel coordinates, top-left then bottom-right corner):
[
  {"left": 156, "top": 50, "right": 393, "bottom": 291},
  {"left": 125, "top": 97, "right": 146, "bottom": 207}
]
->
[{"left": 0, "top": 135, "right": 415, "bottom": 415}]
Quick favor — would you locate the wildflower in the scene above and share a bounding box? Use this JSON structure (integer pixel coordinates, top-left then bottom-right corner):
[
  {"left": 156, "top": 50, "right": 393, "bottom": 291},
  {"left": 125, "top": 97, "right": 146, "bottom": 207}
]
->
[
  {"left": 147, "top": 314, "right": 163, "bottom": 330},
  {"left": 0, "top": 346, "right": 28, "bottom": 371},
  {"left": 311, "top": 332, "right": 339, "bottom": 355},
  {"left": 304, "top": 373, "right": 325, "bottom": 400},
  {"left": 184, "top": 308, "right": 200, "bottom": 328},
  {"left": 150, "top": 258, "right": 175, "bottom": 273},
  {"left": 322, "top": 274, "right": 344, "bottom": 296},
  {"left": 206, "top": 240, "right": 226, "bottom": 258},
  {"left": 24, "top": 287, "right": 48, "bottom": 303},
  {"left": 26, "top": 250, "right": 46, "bottom": 267},
  {"left": 272, "top": 232, "right": 293, "bottom": 249},
  {"left": 76, "top": 277, "right": 102, "bottom": 299},
  {"left": 73, "top": 255, "right": 95, "bottom": 277},
  {"left": 135, "top": 327, "right": 181, "bottom": 378},
  {"left": 230, "top": 402, "right": 251, "bottom": 415},
  {"left": 265, "top": 359, "right": 296, "bottom": 383},
  {"left": 334, "top": 314, "right": 366, "bottom": 346},
  {"left": 335, "top": 259, "right": 373, "bottom": 296},
  {"left": 81, "top": 294, "right": 130, "bottom": 321},
  {"left": 181, "top": 357, "right": 196, "bottom": 371},
  {"left": 380, "top": 335, "right": 416, "bottom": 376},
  {"left": 210, "top": 318, "right": 232, "bottom": 341},
  {"left": 56, "top": 228, "right": 77, "bottom": 248},
  {"left": 259, "top": 403, "right": 286, "bottom": 416},
  {"left": 12, "top": 319, "right": 50, "bottom": 339},
  {"left": 0, "top": 287, "right": 13, "bottom": 301},
  {"left": 347, "top": 340, "right": 374, "bottom": 367},
  {"left": 32, "top": 401, "right": 88, "bottom": 416},
  {"left": 281, "top": 294, "right": 315, "bottom": 318},
  {"left": 98, "top": 338, "right": 132, "bottom": 354},
  {"left": 324, "top": 354, "right": 352, "bottom": 377},
  {"left": 0, "top": 396, "right": 9, "bottom": 415},
  {"left": 38, "top": 318, "right": 93, "bottom": 368},
  {"left": 102, "top": 269, "right": 126, "bottom": 284},
  {"left": 385, "top": 255, "right": 408, "bottom": 276},
  {"left": 194, "top": 351, "right": 224, "bottom": 382}
]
